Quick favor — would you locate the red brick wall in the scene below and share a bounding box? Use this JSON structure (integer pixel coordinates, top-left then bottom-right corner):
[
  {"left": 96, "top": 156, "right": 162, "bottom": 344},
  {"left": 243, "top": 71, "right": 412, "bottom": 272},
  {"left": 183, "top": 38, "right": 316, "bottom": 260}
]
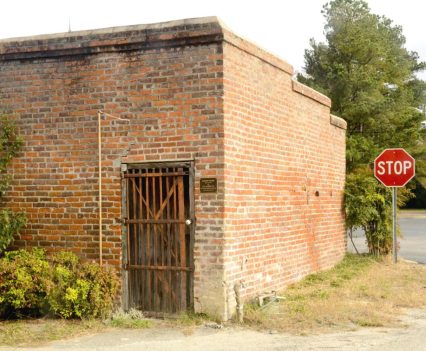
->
[
  {"left": 0, "top": 18, "right": 226, "bottom": 315},
  {"left": 0, "top": 17, "right": 346, "bottom": 319},
  {"left": 222, "top": 31, "right": 346, "bottom": 313}
]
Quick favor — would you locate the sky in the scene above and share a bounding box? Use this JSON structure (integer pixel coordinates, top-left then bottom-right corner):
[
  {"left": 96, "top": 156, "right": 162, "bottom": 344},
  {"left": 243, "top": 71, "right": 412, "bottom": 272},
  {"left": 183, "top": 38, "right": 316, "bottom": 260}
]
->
[{"left": 0, "top": 0, "right": 425, "bottom": 79}]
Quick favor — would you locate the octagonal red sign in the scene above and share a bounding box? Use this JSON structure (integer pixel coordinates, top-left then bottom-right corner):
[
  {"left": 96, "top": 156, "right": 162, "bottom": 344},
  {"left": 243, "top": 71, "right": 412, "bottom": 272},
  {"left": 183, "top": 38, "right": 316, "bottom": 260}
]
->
[{"left": 374, "top": 148, "right": 415, "bottom": 187}]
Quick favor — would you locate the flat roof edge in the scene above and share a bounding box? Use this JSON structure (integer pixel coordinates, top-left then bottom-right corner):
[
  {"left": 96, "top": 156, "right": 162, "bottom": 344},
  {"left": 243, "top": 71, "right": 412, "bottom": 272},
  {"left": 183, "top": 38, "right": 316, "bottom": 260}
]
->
[
  {"left": 0, "top": 16, "right": 294, "bottom": 76},
  {"left": 292, "top": 80, "right": 332, "bottom": 108},
  {"left": 0, "top": 17, "right": 222, "bottom": 44},
  {"left": 0, "top": 17, "right": 224, "bottom": 60}
]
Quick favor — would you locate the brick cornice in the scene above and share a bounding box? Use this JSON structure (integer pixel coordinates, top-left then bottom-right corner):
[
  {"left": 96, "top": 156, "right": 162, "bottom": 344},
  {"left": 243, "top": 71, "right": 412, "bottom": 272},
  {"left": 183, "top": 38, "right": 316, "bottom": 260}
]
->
[
  {"left": 292, "top": 80, "right": 332, "bottom": 107},
  {"left": 330, "top": 114, "right": 347, "bottom": 130},
  {"left": 0, "top": 17, "right": 294, "bottom": 77},
  {"left": 221, "top": 28, "right": 294, "bottom": 75},
  {"left": 0, "top": 17, "right": 224, "bottom": 60}
]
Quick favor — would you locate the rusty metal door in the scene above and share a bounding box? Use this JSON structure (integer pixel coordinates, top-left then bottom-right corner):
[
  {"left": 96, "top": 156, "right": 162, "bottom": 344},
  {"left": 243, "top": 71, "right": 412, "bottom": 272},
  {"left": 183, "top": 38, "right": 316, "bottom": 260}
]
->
[{"left": 123, "top": 162, "right": 194, "bottom": 314}]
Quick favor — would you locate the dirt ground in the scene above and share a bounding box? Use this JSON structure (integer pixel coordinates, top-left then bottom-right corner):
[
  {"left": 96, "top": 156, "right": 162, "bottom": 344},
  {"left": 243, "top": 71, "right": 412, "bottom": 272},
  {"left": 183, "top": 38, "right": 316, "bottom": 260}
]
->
[{"left": 2, "top": 309, "right": 425, "bottom": 351}]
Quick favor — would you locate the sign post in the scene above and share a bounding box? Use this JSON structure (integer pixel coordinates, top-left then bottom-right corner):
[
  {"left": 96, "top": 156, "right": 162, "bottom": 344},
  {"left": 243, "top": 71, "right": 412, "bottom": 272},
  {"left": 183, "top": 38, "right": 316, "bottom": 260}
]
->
[
  {"left": 374, "top": 148, "right": 415, "bottom": 263},
  {"left": 392, "top": 187, "right": 397, "bottom": 263}
]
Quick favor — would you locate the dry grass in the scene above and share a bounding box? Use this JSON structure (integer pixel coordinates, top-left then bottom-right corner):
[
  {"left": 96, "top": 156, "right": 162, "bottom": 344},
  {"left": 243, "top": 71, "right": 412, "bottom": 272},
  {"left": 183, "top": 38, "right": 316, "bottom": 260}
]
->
[
  {"left": 2, "top": 254, "right": 426, "bottom": 345},
  {"left": 244, "top": 254, "right": 426, "bottom": 334},
  {"left": 0, "top": 318, "right": 105, "bottom": 347}
]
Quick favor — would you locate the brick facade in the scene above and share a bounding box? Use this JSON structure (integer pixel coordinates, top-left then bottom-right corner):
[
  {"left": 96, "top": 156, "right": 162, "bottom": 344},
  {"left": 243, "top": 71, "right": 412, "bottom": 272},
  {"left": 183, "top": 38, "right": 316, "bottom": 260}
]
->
[{"left": 0, "top": 17, "right": 346, "bottom": 319}]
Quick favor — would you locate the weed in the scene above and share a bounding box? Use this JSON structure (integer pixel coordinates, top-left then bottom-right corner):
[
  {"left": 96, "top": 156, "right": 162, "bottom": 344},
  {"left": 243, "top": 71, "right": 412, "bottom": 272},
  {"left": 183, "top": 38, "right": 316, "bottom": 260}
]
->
[{"left": 106, "top": 309, "right": 151, "bottom": 329}]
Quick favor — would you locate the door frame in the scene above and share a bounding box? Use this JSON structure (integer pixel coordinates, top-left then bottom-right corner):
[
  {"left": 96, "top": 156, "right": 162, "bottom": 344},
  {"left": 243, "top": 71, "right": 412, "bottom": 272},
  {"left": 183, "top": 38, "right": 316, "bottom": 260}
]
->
[{"left": 120, "top": 160, "right": 195, "bottom": 313}]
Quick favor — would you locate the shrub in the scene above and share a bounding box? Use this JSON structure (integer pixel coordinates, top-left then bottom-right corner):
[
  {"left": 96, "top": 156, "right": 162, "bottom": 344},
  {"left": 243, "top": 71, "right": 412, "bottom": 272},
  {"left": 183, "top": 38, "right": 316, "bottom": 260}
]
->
[
  {"left": 49, "top": 251, "right": 119, "bottom": 319},
  {"left": 0, "top": 249, "right": 119, "bottom": 320},
  {"left": 345, "top": 170, "right": 392, "bottom": 255},
  {"left": 0, "top": 248, "right": 51, "bottom": 318},
  {"left": 345, "top": 169, "right": 413, "bottom": 255}
]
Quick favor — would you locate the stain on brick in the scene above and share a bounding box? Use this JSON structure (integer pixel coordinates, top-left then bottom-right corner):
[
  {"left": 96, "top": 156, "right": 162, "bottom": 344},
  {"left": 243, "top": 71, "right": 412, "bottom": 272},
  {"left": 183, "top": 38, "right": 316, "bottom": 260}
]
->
[{"left": 0, "top": 17, "right": 346, "bottom": 320}]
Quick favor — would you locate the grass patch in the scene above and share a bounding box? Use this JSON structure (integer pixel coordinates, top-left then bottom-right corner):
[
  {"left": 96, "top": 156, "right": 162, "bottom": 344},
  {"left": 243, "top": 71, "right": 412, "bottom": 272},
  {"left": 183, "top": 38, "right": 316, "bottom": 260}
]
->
[
  {"left": 106, "top": 309, "right": 152, "bottom": 329},
  {"left": 0, "top": 318, "right": 104, "bottom": 347},
  {"left": 244, "top": 254, "right": 426, "bottom": 334}
]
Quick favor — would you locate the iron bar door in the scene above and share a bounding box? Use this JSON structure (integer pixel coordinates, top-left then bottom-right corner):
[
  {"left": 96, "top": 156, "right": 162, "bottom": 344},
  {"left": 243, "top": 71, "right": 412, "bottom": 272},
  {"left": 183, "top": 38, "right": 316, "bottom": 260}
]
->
[{"left": 123, "top": 162, "right": 194, "bottom": 314}]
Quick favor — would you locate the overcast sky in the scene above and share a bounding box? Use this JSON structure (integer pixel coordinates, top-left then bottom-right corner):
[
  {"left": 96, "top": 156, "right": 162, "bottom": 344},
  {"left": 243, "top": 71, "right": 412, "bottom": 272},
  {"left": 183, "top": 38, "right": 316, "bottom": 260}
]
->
[{"left": 0, "top": 0, "right": 425, "bottom": 79}]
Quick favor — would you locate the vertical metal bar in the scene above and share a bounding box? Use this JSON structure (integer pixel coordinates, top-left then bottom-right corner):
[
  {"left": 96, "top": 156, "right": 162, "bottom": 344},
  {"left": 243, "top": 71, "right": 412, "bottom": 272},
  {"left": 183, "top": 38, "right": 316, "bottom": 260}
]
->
[
  {"left": 159, "top": 169, "right": 165, "bottom": 312},
  {"left": 393, "top": 187, "right": 397, "bottom": 264},
  {"left": 137, "top": 171, "right": 141, "bottom": 308},
  {"left": 166, "top": 174, "right": 172, "bottom": 313},
  {"left": 152, "top": 169, "right": 157, "bottom": 310},
  {"left": 128, "top": 173, "right": 133, "bottom": 308},
  {"left": 178, "top": 172, "right": 186, "bottom": 310},
  {"left": 188, "top": 162, "right": 195, "bottom": 310},
  {"left": 178, "top": 175, "right": 186, "bottom": 266},
  {"left": 121, "top": 166, "right": 129, "bottom": 311},
  {"left": 173, "top": 171, "right": 178, "bottom": 312},
  {"left": 137, "top": 173, "right": 145, "bottom": 305},
  {"left": 146, "top": 169, "right": 151, "bottom": 311},
  {"left": 140, "top": 169, "right": 148, "bottom": 308},
  {"left": 132, "top": 174, "right": 137, "bottom": 267},
  {"left": 131, "top": 171, "right": 138, "bottom": 306},
  {"left": 139, "top": 174, "right": 143, "bottom": 265},
  {"left": 126, "top": 178, "right": 131, "bottom": 271},
  {"left": 159, "top": 170, "right": 164, "bottom": 267}
]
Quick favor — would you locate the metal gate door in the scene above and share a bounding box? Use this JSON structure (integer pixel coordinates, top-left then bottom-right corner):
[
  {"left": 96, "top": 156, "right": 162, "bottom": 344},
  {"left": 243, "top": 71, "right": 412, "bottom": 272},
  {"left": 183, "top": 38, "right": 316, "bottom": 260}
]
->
[{"left": 123, "top": 162, "right": 194, "bottom": 314}]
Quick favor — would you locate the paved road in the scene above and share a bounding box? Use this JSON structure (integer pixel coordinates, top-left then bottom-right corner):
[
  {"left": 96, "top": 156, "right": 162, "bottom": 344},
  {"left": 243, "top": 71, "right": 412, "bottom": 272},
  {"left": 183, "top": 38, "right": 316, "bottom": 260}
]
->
[
  {"left": 3, "top": 310, "right": 426, "bottom": 351},
  {"left": 348, "top": 210, "right": 426, "bottom": 263}
]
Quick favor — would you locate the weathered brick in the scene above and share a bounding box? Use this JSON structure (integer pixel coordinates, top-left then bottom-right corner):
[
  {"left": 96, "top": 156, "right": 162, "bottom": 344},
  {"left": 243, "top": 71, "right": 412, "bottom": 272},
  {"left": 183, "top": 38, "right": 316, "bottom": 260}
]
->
[{"left": 0, "top": 17, "right": 346, "bottom": 320}]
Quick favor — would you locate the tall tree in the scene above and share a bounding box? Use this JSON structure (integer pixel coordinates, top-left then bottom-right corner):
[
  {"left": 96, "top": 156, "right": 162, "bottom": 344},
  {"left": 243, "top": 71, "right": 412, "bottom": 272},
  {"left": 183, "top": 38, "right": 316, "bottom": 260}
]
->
[{"left": 299, "top": 0, "right": 426, "bottom": 254}]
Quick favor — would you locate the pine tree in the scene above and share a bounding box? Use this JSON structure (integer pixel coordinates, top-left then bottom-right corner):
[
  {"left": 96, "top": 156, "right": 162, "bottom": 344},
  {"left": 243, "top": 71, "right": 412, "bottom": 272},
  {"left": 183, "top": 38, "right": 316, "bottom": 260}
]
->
[{"left": 299, "top": 0, "right": 426, "bottom": 253}]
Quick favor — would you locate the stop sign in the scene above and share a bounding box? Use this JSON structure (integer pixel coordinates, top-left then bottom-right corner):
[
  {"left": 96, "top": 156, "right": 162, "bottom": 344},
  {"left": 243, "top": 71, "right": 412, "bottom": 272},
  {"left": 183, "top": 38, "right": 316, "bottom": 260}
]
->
[{"left": 374, "top": 148, "right": 415, "bottom": 187}]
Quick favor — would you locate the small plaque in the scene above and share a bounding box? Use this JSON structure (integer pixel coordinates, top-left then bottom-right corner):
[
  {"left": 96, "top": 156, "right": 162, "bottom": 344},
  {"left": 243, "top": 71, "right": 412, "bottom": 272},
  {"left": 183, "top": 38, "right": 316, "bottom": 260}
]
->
[{"left": 200, "top": 178, "right": 217, "bottom": 193}]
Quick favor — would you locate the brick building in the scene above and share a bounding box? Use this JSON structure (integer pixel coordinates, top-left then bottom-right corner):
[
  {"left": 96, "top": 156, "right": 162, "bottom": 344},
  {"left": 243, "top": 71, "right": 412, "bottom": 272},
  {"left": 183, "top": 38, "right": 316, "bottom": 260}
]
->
[{"left": 0, "top": 17, "right": 347, "bottom": 319}]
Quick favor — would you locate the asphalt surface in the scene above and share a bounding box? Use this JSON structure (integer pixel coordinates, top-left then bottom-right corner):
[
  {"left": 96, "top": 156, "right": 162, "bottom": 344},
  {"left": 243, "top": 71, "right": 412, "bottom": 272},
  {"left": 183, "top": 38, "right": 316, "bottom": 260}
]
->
[
  {"left": 3, "top": 310, "right": 426, "bottom": 351},
  {"left": 348, "top": 210, "right": 426, "bottom": 263}
]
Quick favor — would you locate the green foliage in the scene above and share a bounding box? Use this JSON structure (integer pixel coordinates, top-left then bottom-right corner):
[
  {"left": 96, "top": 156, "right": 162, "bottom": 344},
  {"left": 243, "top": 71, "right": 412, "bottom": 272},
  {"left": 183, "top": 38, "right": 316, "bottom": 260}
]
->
[
  {"left": 0, "top": 117, "right": 23, "bottom": 196},
  {"left": 0, "top": 249, "right": 119, "bottom": 320},
  {"left": 345, "top": 170, "right": 392, "bottom": 254},
  {"left": 0, "top": 117, "right": 25, "bottom": 254},
  {"left": 300, "top": 0, "right": 426, "bottom": 172},
  {"left": 0, "top": 248, "right": 51, "bottom": 318},
  {"left": 345, "top": 169, "right": 413, "bottom": 254},
  {"left": 300, "top": 0, "right": 426, "bottom": 253},
  {"left": 301, "top": 0, "right": 425, "bottom": 136},
  {"left": 49, "top": 251, "right": 119, "bottom": 319},
  {"left": 405, "top": 179, "right": 426, "bottom": 208},
  {"left": 0, "top": 209, "right": 26, "bottom": 254}
]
